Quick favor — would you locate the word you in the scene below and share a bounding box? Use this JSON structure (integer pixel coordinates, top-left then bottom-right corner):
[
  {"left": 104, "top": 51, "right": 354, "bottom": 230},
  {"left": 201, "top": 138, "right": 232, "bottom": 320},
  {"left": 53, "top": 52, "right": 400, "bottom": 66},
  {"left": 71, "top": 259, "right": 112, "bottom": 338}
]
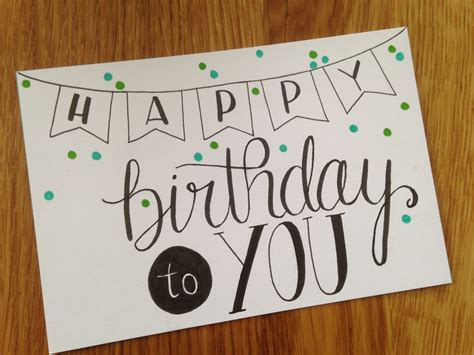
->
[{"left": 104, "top": 136, "right": 418, "bottom": 315}]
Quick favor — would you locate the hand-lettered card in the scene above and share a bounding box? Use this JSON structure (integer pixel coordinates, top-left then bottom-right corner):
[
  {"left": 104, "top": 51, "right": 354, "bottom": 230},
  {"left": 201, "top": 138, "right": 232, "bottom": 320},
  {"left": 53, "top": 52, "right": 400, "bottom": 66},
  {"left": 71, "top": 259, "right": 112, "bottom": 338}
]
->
[{"left": 17, "top": 28, "right": 451, "bottom": 353}]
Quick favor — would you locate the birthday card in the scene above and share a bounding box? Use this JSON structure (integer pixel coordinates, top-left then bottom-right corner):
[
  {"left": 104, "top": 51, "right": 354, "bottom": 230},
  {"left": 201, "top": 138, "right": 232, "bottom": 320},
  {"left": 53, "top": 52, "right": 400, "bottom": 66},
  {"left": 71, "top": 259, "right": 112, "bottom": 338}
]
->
[{"left": 17, "top": 28, "right": 451, "bottom": 353}]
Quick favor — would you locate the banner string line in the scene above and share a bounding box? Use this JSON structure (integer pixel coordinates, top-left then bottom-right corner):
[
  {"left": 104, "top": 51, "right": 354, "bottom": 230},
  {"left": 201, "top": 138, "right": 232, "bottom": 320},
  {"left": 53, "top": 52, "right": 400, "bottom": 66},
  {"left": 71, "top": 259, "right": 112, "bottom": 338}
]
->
[{"left": 17, "top": 28, "right": 406, "bottom": 94}]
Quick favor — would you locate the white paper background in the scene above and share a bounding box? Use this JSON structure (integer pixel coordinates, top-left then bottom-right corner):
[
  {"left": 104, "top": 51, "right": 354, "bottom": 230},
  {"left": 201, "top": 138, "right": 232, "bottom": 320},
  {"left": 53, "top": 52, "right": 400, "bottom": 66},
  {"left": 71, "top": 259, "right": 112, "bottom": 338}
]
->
[{"left": 16, "top": 28, "right": 451, "bottom": 353}]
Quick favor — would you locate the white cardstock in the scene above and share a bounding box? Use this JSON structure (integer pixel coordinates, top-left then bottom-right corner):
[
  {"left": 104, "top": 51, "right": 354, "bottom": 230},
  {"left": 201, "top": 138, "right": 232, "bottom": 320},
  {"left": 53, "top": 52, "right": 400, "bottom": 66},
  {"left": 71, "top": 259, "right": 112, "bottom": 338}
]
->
[{"left": 16, "top": 28, "right": 451, "bottom": 353}]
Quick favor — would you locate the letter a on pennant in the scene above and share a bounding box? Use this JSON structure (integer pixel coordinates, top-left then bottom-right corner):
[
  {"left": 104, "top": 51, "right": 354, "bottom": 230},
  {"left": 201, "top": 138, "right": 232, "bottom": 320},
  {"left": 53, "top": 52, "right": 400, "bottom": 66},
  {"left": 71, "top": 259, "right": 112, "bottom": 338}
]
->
[{"left": 127, "top": 92, "right": 185, "bottom": 142}]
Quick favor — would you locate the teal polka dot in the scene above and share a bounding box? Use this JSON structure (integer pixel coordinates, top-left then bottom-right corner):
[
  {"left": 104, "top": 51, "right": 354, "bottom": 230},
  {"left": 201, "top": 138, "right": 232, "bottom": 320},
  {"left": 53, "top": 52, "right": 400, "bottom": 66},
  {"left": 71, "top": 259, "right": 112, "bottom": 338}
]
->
[
  {"left": 402, "top": 214, "right": 411, "bottom": 224},
  {"left": 210, "top": 70, "right": 219, "bottom": 79},
  {"left": 396, "top": 52, "right": 405, "bottom": 61},
  {"left": 309, "top": 61, "right": 317, "bottom": 69},
  {"left": 92, "top": 151, "right": 102, "bottom": 160},
  {"left": 194, "top": 152, "right": 203, "bottom": 161},
  {"left": 44, "top": 191, "right": 54, "bottom": 201},
  {"left": 349, "top": 124, "right": 358, "bottom": 133},
  {"left": 104, "top": 72, "right": 113, "bottom": 81},
  {"left": 256, "top": 49, "right": 264, "bottom": 58},
  {"left": 279, "top": 144, "right": 288, "bottom": 153},
  {"left": 321, "top": 56, "right": 329, "bottom": 64}
]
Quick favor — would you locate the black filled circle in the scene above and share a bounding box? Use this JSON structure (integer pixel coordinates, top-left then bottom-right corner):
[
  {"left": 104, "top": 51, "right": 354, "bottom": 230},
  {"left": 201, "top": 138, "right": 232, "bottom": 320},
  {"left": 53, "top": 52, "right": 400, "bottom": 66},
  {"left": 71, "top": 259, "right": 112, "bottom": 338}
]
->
[{"left": 148, "top": 246, "right": 212, "bottom": 314}]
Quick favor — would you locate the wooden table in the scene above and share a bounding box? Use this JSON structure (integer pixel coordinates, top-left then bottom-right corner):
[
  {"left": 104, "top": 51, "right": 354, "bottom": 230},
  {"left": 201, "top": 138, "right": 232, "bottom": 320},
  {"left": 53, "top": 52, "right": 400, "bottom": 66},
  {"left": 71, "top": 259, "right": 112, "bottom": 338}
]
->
[{"left": 1, "top": 1, "right": 472, "bottom": 354}]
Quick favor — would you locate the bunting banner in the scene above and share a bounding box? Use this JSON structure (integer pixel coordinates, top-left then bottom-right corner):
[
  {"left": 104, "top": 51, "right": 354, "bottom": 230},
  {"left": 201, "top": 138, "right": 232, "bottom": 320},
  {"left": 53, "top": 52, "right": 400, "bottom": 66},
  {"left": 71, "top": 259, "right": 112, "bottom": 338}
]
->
[
  {"left": 16, "top": 27, "right": 451, "bottom": 353},
  {"left": 18, "top": 28, "right": 407, "bottom": 144}
]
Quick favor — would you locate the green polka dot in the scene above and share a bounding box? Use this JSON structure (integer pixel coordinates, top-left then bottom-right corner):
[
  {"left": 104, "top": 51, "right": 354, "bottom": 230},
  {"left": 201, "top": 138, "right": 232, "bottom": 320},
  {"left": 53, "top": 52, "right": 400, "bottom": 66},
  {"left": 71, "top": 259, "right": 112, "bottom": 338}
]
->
[
  {"left": 279, "top": 144, "right": 288, "bottom": 153},
  {"left": 383, "top": 128, "right": 392, "bottom": 137},
  {"left": 44, "top": 191, "right": 54, "bottom": 201},
  {"left": 22, "top": 80, "right": 31, "bottom": 88},
  {"left": 402, "top": 214, "right": 412, "bottom": 224},
  {"left": 401, "top": 102, "right": 410, "bottom": 110},
  {"left": 115, "top": 81, "right": 125, "bottom": 90},
  {"left": 396, "top": 52, "right": 404, "bottom": 61},
  {"left": 321, "top": 55, "right": 329, "bottom": 64},
  {"left": 198, "top": 62, "right": 207, "bottom": 70},
  {"left": 92, "top": 151, "right": 102, "bottom": 160},
  {"left": 309, "top": 61, "right": 318, "bottom": 69},
  {"left": 349, "top": 124, "right": 358, "bottom": 133},
  {"left": 256, "top": 49, "right": 264, "bottom": 58},
  {"left": 142, "top": 199, "right": 150, "bottom": 208},
  {"left": 210, "top": 70, "right": 219, "bottom": 79},
  {"left": 67, "top": 150, "right": 77, "bottom": 159},
  {"left": 103, "top": 72, "right": 113, "bottom": 81},
  {"left": 388, "top": 45, "right": 396, "bottom": 53},
  {"left": 251, "top": 87, "right": 260, "bottom": 95},
  {"left": 309, "top": 50, "right": 318, "bottom": 59},
  {"left": 210, "top": 141, "right": 219, "bottom": 149},
  {"left": 194, "top": 152, "right": 203, "bottom": 161}
]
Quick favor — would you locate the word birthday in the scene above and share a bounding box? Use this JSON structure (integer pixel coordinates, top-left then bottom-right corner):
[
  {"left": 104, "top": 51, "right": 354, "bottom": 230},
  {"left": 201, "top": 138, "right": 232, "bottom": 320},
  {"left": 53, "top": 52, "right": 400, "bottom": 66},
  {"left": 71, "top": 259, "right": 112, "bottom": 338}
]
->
[{"left": 104, "top": 135, "right": 418, "bottom": 314}]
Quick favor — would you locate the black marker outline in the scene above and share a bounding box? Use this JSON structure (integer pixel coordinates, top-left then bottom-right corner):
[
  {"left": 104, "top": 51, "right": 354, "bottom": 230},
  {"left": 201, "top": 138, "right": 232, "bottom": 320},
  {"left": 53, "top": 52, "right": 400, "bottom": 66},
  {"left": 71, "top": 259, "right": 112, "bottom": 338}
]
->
[
  {"left": 260, "top": 74, "right": 330, "bottom": 131},
  {"left": 126, "top": 91, "right": 186, "bottom": 143},
  {"left": 214, "top": 232, "right": 244, "bottom": 265},
  {"left": 49, "top": 86, "right": 113, "bottom": 144},
  {"left": 17, "top": 28, "right": 405, "bottom": 94},
  {"left": 323, "top": 50, "right": 397, "bottom": 114},
  {"left": 196, "top": 83, "right": 254, "bottom": 140},
  {"left": 20, "top": 28, "right": 406, "bottom": 143}
]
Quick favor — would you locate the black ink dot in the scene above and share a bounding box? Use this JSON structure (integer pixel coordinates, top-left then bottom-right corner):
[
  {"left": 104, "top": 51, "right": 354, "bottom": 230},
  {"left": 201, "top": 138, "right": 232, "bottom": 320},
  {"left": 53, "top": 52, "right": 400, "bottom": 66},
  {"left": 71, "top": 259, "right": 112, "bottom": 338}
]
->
[
  {"left": 172, "top": 174, "right": 177, "bottom": 180},
  {"left": 148, "top": 246, "right": 212, "bottom": 314}
]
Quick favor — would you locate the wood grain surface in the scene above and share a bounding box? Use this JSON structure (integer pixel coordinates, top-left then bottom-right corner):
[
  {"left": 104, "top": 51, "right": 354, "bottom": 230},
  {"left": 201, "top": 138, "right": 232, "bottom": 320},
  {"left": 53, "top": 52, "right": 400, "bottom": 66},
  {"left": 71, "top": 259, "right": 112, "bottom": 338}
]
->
[{"left": 0, "top": 1, "right": 472, "bottom": 354}]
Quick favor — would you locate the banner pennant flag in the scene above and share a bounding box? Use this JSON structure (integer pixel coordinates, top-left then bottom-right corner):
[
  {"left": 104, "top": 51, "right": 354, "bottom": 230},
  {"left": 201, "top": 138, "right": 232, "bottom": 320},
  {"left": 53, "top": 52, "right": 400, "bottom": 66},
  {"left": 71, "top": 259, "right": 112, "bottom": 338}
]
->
[
  {"left": 196, "top": 83, "right": 254, "bottom": 140},
  {"left": 261, "top": 72, "right": 329, "bottom": 130},
  {"left": 50, "top": 86, "right": 113, "bottom": 143},
  {"left": 127, "top": 92, "right": 185, "bottom": 142},
  {"left": 323, "top": 50, "right": 396, "bottom": 113}
]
